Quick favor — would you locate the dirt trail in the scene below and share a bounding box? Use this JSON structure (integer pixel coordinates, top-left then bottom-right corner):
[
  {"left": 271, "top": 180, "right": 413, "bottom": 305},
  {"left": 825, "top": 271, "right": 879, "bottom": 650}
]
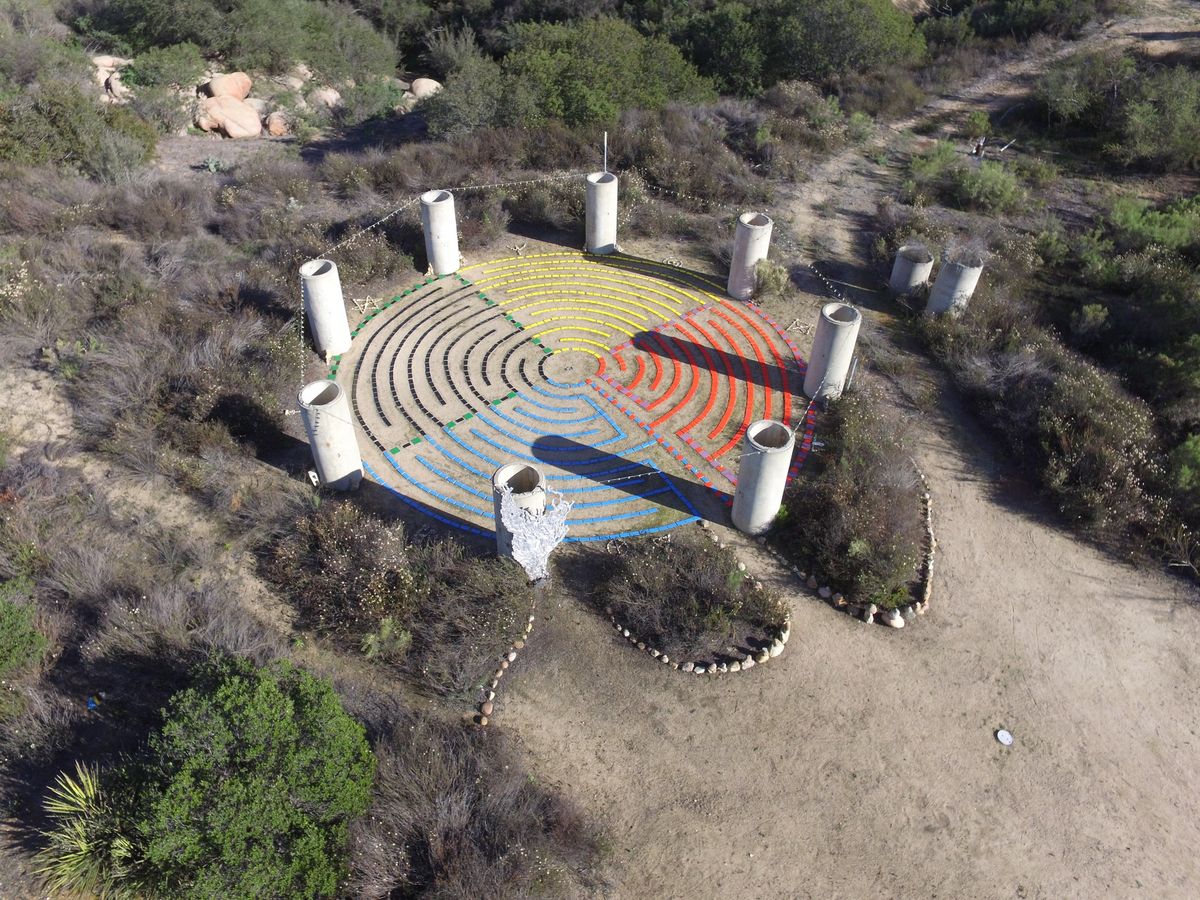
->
[{"left": 500, "top": 6, "right": 1200, "bottom": 897}]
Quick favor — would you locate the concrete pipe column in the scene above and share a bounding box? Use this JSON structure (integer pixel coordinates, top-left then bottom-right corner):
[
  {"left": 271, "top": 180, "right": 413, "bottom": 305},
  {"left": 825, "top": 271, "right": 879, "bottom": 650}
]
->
[
  {"left": 731, "top": 420, "right": 795, "bottom": 536},
  {"left": 585, "top": 171, "right": 618, "bottom": 255},
  {"left": 804, "top": 302, "right": 862, "bottom": 402},
  {"left": 889, "top": 244, "right": 935, "bottom": 297},
  {"left": 300, "top": 259, "right": 351, "bottom": 361},
  {"left": 727, "top": 212, "right": 773, "bottom": 300},
  {"left": 298, "top": 380, "right": 362, "bottom": 490},
  {"left": 927, "top": 254, "right": 984, "bottom": 315},
  {"left": 420, "top": 189, "right": 460, "bottom": 275},
  {"left": 492, "top": 463, "right": 547, "bottom": 557}
]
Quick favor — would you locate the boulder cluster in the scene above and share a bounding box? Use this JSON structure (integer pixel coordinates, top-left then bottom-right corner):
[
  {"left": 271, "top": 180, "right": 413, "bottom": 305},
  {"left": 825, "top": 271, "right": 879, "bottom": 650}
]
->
[{"left": 89, "top": 56, "right": 442, "bottom": 140}]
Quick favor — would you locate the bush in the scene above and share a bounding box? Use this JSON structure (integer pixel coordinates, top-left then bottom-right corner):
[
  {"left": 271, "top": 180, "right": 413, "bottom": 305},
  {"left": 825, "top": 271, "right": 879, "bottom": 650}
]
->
[
  {"left": 584, "top": 530, "right": 787, "bottom": 656},
  {"left": 775, "top": 386, "right": 923, "bottom": 607},
  {"left": 1115, "top": 67, "right": 1200, "bottom": 171},
  {"left": 100, "top": 0, "right": 398, "bottom": 80},
  {"left": 0, "top": 577, "right": 47, "bottom": 679},
  {"left": 347, "top": 707, "right": 601, "bottom": 897},
  {"left": 37, "top": 655, "right": 375, "bottom": 898},
  {"left": 0, "top": 81, "right": 156, "bottom": 180},
  {"left": 268, "top": 501, "right": 418, "bottom": 635},
  {"left": 134, "top": 655, "right": 374, "bottom": 897},
  {"left": 1108, "top": 195, "right": 1200, "bottom": 258},
  {"left": 764, "top": 0, "right": 926, "bottom": 83},
  {"left": 952, "top": 160, "right": 1024, "bottom": 212},
  {"left": 922, "top": 287, "right": 1166, "bottom": 534},
  {"left": 123, "top": 42, "right": 205, "bottom": 87},
  {"left": 502, "top": 18, "right": 715, "bottom": 128},
  {"left": 972, "top": 0, "right": 1124, "bottom": 39}
]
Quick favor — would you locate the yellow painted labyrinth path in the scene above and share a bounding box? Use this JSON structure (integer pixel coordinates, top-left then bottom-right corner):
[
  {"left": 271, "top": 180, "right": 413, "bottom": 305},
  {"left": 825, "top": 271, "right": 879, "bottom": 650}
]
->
[{"left": 336, "top": 250, "right": 814, "bottom": 541}]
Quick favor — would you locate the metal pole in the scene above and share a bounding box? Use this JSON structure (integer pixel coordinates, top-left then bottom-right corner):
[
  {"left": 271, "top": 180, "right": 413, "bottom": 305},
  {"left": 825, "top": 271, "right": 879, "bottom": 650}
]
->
[{"left": 603, "top": 131, "right": 608, "bottom": 174}]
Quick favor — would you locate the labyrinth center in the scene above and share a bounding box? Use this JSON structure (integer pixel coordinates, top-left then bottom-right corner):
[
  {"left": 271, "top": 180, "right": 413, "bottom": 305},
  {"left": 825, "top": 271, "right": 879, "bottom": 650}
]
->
[{"left": 332, "top": 250, "right": 816, "bottom": 541}]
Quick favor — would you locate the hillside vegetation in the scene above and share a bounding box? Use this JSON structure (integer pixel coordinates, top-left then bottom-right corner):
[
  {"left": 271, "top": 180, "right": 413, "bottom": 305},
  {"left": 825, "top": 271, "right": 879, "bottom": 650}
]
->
[{"left": 2, "top": 0, "right": 1195, "bottom": 895}]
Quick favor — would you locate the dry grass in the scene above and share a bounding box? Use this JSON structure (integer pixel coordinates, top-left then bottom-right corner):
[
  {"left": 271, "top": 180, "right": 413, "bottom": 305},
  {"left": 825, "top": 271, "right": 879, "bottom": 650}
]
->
[{"left": 346, "top": 702, "right": 604, "bottom": 899}]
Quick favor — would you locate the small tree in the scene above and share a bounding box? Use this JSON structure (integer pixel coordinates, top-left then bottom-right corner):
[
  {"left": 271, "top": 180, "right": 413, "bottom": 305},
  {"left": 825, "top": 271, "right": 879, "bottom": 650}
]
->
[{"left": 132, "top": 655, "right": 375, "bottom": 898}]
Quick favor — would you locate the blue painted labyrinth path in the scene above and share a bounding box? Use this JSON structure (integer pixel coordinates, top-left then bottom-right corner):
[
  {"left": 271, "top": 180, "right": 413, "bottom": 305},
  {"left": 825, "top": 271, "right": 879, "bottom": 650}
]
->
[{"left": 330, "top": 251, "right": 815, "bottom": 541}]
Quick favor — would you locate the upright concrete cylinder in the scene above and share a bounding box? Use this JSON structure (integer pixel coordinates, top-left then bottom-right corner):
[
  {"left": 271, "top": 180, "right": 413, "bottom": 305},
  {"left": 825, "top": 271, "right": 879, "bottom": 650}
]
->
[
  {"left": 889, "top": 244, "right": 934, "bottom": 296},
  {"left": 300, "top": 259, "right": 351, "bottom": 361},
  {"left": 731, "top": 420, "right": 795, "bottom": 536},
  {"left": 727, "top": 212, "right": 773, "bottom": 300},
  {"left": 927, "top": 255, "right": 984, "bottom": 315},
  {"left": 585, "top": 171, "right": 618, "bottom": 255},
  {"left": 298, "top": 380, "right": 362, "bottom": 490},
  {"left": 804, "top": 302, "right": 862, "bottom": 402},
  {"left": 420, "top": 189, "right": 460, "bottom": 275},
  {"left": 492, "top": 463, "right": 547, "bottom": 557}
]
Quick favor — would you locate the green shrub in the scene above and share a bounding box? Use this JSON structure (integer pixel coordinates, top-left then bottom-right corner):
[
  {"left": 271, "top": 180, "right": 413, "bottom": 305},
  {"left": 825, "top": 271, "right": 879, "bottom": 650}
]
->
[
  {"left": 100, "top": 0, "right": 398, "bottom": 80},
  {"left": 128, "top": 85, "right": 194, "bottom": 134},
  {"left": 677, "top": 1, "right": 766, "bottom": 97},
  {"left": 132, "top": 655, "right": 374, "bottom": 898},
  {"left": 0, "top": 81, "right": 156, "bottom": 180},
  {"left": 1114, "top": 66, "right": 1200, "bottom": 171},
  {"left": 775, "top": 386, "right": 924, "bottom": 607},
  {"left": 37, "top": 656, "right": 374, "bottom": 898},
  {"left": 952, "top": 160, "right": 1023, "bottom": 212},
  {"left": 1108, "top": 195, "right": 1200, "bottom": 257},
  {"left": 1036, "top": 48, "right": 1134, "bottom": 125},
  {"left": 123, "top": 42, "right": 206, "bottom": 87},
  {"left": 0, "top": 577, "right": 47, "bottom": 678},
  {"left": 973, "top": 0, "right": 1123, "bottom": 39},
  {"left": 502, "top": 18, "right": 715, "bottom": 128},
  {"left": 764, "top": 0, "right": 926, "bottom": 83}
]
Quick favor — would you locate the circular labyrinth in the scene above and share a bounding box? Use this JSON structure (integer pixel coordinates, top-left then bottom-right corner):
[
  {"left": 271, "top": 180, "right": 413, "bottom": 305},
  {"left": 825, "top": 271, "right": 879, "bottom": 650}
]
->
[{"left": 329, "top": 251, "right": 816, "bottom": 541}]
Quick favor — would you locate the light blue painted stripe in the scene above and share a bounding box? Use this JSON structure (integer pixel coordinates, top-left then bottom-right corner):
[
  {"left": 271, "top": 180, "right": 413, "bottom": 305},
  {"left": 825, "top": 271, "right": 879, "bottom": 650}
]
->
[
  {"left": 362, "top": 460, "right": 491, "bottom": 537},
  {"left": 478, "top": 405, "right": 602, "bottom": 439},
  {"left": 564, "top": 517, "right": 699, "bottom": 542},
  {"left": 507, "top": 403, "right": 598, "bottom": 426}
]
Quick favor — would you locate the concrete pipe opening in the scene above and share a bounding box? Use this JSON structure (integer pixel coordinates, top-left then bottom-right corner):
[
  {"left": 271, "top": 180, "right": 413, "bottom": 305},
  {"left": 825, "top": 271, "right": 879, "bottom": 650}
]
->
[
  {"left": 422, "top": 189, "right": 452, "bottom": 205},
  {"left": 587, "top": 172, "right": 616, "bottom": 186},
  {"left": 824, "top": 302, "right": 860, "bottom": 325},
  {"left": 498, "top": 463, "right": 543, "bottom": 495},
  {"left": 747, "top": 420, "right": 792, "bottom": 451},
  {"left": 741, "top": 212, "right": 772, "bottom": 229},
  {"left": 898, "top": 244, "right": 933, "bottom": 265},
  {"left": 298, "top": 380, "right": 343, "bottom": 409},
  {"left": 300, "top": 259, "right": 335, "bottom": 279}
]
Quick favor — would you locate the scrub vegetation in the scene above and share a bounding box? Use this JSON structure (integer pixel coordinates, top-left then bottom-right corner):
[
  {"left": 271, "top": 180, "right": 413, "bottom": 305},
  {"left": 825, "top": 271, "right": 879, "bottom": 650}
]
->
[{"left": 0, "top": 0, "right": 1189, "bottom": 894}]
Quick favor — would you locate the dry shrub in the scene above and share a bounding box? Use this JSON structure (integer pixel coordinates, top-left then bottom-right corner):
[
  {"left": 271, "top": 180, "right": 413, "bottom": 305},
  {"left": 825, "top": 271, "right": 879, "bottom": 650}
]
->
[
  {"left": 347, "top": 707, "right": 602, "bottom": 898},
  {"left": 268, "top": 501, "right": 419, "bottom": 635},
  {"left": 922, "top": 286, "right": 1166, "bottom": 534},
  {"left": 0, "top": 168, "right": 100, "bottom": 235},
  {"left": 776, "top": 381, "right": 924, "bottom": 608},
  {"left": 582, "top": 530, "right": 787, "bottom": 657},
  {"left": 400, "top": 540, "right": 532, "bottom": 699},
  {"left": 101, "top": 177, "right": 214, "bottom": 241},
  {"left": 98, "top": 580, "right": 285, "bottom": 665}
]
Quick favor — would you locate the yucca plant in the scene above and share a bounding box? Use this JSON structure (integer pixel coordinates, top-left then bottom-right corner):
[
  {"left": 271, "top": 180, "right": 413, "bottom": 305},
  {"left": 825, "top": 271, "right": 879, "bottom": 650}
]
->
[{"left": 36, "top": 761, "right": 144, "bottom": 898}]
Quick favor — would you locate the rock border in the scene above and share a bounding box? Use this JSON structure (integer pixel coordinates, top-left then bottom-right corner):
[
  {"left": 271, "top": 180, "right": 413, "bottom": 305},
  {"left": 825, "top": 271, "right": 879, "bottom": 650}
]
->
[
  {"left": 763, "top": 459, "right": 937, "bottom": 629},
  {"left": 471, "top": 607, "right": 536, "bottom": 727},
  {"left": 603, "top": 522, "right": 792, "bottom": 675}
]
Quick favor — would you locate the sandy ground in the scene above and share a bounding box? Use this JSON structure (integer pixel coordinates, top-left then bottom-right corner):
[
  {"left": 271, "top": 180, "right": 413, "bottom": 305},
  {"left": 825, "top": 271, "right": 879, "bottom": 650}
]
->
[
  {"left": 502, "top": 382, "right": 1200, "bottom": 897},
  {"left": 495, "top": 7, "right": 1200, "bottom": 898}
]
